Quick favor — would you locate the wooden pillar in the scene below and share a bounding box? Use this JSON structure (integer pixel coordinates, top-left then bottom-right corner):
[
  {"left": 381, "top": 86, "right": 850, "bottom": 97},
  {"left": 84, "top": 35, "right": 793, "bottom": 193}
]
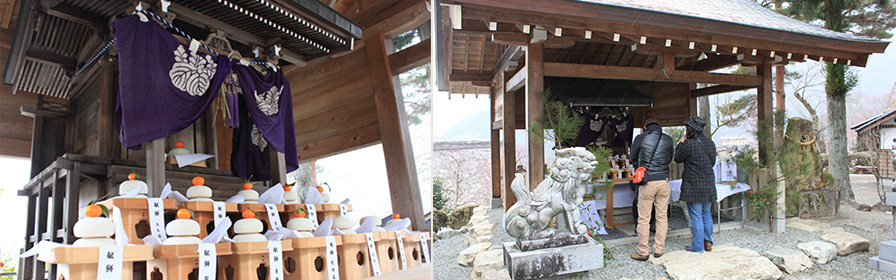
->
[
  {"left": 98, "top": 58, "right": 117, "bottom": 158},
  {"left": 29, "top": 97, "right": 44, "bottom": 178},
  {"left": 270, "top": 149, "right": 287, "bottom": 184},
  {"left": 687, "top": 83, "right": 698, "bottom": 118},
  {"left": 526, "top": 42, "right": 545, "bottom": 191},
  {"left": 63, "top": 162, "right": 81, "bottom": 244},
  {"left": 33, "top": 185, "right": 49, "bottom": 280},
  {"left": 364, "top": 32, "right": 425, "bottom": 231},
  {"left": 146, "top": 138, "right": 166, "bottom": 197},
  {"left": 23, "top": 194, "right": 36, "bottom": 279},
  {"left": 756, "top": 63, "right": 774, "bottom": 165},
  {"left": 490, "top": 81, "right": 502, "bottom": 205},
  {"left": 503, "top": 72, "right": 517, "bottom": 211}
]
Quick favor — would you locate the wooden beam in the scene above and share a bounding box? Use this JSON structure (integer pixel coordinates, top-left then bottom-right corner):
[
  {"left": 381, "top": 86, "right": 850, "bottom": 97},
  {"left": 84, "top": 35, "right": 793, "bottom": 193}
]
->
[
  {"left": 677, "top": 54, "right": 741, "bottom": 72},
  {"left": 756, "top": 63, "right": 773, "bottom": 165},
  {"left": 491, "top": 45, "right": 521, "bottom": 78},
  {"left": 364, "top": 31, "right": 424, "bottom": 231},
  {"left": 45, "top": 3, "right": 106, "bottom": 30},
  {"left": 362, "top": 0, "right": 429, "bottom": 40},
  {"left": 450, "top": 71, "right": 492, "bottom": 82},
  {"left": 526, "top": 42, "right": 544, "bottom": 191},
  {"left": 388, "top": 38, "right": 431, "bottom": 74},
  {"left": 436, "top": 3, "right": 452, "bottom": 91},
  {"left": 544, "top": 62, "right": 762, "bottom": 86},
  {"left": 691, "top": 84, "right": 756, "bottom": 97},
  {"left": 502, "top": 72, "right": 516, "bottom": 211},
  {"left": 505, "top": 65, "right": 527, "bottom": 93},
  {"left": 491, "top": 32, "right": 575, "bottom": 48},
  {"left": 19, "top": 106, "right": 66, "bottom": 118}
]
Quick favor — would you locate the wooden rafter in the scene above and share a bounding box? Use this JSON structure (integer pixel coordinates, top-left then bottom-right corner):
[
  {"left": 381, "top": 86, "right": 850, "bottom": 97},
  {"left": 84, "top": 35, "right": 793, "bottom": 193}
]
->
[{"left": 544, "top": 62, "right": 762, "bottom": 86}]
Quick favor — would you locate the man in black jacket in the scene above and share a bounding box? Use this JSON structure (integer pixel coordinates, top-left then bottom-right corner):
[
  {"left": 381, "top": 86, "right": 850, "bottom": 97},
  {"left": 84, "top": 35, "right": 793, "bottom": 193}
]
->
[{"left": 629, "top": 118, "right": 674, "bottom": 261}]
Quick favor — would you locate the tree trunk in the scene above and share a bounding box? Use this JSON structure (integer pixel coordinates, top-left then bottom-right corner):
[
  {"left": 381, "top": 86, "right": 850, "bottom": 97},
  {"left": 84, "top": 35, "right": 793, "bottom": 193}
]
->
[
  {"left": 699, "top": 96, "right": 711, "bottom": 138},
  {"left": 827, "top": 89, "right": 853, "bottom": 199},
  {"left": 824, "top": 0, "right": 853, "bottom": 200}
]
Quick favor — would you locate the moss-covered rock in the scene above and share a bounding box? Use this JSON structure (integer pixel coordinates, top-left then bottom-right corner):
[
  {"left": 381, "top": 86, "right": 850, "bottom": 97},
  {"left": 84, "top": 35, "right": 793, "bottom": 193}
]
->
[{"left": 448, "top": 205, "right": 478, "bottom": 229}]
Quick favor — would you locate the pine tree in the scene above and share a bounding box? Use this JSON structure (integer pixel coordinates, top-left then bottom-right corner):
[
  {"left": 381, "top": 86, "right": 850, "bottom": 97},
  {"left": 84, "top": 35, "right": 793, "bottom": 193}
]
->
[{"left": 781, "top": 0, "right": 895, "bottom": 199}]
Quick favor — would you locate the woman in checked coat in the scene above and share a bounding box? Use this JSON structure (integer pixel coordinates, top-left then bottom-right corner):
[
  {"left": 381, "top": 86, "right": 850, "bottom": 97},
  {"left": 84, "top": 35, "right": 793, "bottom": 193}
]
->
[{"left": 674, "top": 116, "right": 717, "bottom": 253}]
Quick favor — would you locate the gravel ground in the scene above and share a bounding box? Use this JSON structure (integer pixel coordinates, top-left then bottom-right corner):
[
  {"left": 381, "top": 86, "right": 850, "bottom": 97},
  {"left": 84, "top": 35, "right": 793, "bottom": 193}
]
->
[{"left": 434, "top": 176, "right": 896, "bottom": 280}]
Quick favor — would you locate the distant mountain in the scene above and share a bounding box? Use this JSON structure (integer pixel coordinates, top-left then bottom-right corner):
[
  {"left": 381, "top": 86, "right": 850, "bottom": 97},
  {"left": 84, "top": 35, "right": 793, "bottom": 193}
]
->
[{"left": 436, "top": 109, "right": 491, "bottom": 140}]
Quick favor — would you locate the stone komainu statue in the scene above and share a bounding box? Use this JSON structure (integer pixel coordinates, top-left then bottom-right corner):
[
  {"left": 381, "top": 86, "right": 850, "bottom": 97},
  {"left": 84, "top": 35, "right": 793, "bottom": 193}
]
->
[{"left": 505, "top": 147, "right": 597, "bottom": 240}]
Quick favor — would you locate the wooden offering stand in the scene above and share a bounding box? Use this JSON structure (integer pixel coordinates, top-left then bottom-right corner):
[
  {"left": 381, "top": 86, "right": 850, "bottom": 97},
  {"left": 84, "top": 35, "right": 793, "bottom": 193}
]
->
[
  {"left": 282, "top": 204, "right": 353, "bottom": 224},
  {"left": 98, "top": 198, "right": 177, "bottom": 244},
  {"left": 284, "top": 236, "right": 342, "bottom": 280},
  {"left": 338, "top": 234, "right": 380, "bottom": 280},
  {"left": 37, "top": 245, "right": 153, "bottom": 280},
  {"left": 402, "top": 232, "right": 424, "bottom": 268},
  {"left": 152, "top": 243, "right": 232, "bottom": 280},
  {"left": 238, "top": 203, "right": 285, "bottom": 230},
  {"left": 219, "top": 240, "right": 292, "bottom": 280},
  {"left": 183, "top": 201, "right": 238, "bottom": 238},
  {"left": 373, "top": 231, "right": 400, "bottom": 274}
]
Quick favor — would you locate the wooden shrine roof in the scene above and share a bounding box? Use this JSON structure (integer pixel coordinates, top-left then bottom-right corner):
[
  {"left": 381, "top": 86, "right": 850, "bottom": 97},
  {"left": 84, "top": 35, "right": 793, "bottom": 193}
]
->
[
  {"left": 3, "top": 0, "right": 361, "bottom": 99},
  {"left": 438, "top": 0, "right": 891, "bottom": 95}
]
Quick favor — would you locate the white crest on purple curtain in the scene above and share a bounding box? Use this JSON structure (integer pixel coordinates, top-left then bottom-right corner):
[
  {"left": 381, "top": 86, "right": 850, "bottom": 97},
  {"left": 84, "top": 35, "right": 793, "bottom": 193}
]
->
[
  {"left": 254, "top": 86, "right": 282, "bottom": 116},
  {"left": 251, "top": 124, "right": 268, "bottom": 151},
  {"left": 169, "top": 45, "right": 217, "bottom": 96},
  {"left": 615, "top": 120, "right": 628, "bottom": 132},
  {"left": 590, "top": 118, "right": 603, "bottom": 131}
]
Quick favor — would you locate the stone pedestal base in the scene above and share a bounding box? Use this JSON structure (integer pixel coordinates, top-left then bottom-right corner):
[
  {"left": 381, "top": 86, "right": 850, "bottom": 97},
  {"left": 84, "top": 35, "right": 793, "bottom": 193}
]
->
[
  {"left": 503, "top": 238, "right": 603, "bottom": 280},
  {"left": 492, "top": 198, "right": 503, "bottom": 209},
  {"left": 871, "top": 240, "right": 896, "bottom": 275}
]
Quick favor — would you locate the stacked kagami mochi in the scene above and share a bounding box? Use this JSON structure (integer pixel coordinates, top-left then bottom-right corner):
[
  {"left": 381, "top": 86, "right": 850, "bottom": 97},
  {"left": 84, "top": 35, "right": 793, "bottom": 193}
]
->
[
  {"left": 163, "top": 209, "right": 202, "bottom": 245},
  {"left": 333, "top": 217, "right": 355, "bottom": 234},
  {"left": 282, "top": 184, "right": 299, "bottom": 204},
  {"left": 72, "top": 204, "right": 116, "bottom": 247},
  {"left": 237, "top": 182, "right": 259, "bottom": 204},
  {"left": 315, "top": 184, "right": 331, "bottom": 203},
  {"left": 233, "top": 210, "right": 266, "bottom": 242},
  {"left": 186, "top": 176, "right": 213, "bottom": 202},
  {"left": 119, "top": 172, "right": 148, "bottom": 198},
  {"left": 360, "top": 216, "right": 385, "bottom": 232},
  {"left": 286, "top": 208, "right": 314, "bottom": 237},
  {"left": 385, "top": 214, "right": 408, "bottom": 230},
  {"left": 167, "top": 141, "right": 189, "bottom": 163}
]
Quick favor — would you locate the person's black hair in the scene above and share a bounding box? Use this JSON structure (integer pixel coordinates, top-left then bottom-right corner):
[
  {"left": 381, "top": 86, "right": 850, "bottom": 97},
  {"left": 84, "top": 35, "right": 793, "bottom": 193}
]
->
[{"left": 686, "top": 126, "right": 697, "bottom": 139}]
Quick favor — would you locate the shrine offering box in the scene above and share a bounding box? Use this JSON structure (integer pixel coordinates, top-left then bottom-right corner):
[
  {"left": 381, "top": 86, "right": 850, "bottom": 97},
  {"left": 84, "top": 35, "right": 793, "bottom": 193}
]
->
[
  {"left": 151, "top": 242, "right": 232, "bottom": 280},
  {"left": 98, "top": 198, "right": 177, "bottom": 244},
  {"left": 219, "top": 240, "right": 292, "bottom": 280},
  {"left": 238, "top": 203, "right": 285, "bottom": 230},
  {"left": 285, "top": 236, "right": 343, "bottom": 280},
  {"left": 338, "top": 233, "right": 381, "bottom": 280},
  {"left": 402, "top": 232, "right": 424, "bottom": 268},
  {"left": 283, "top": 204, "right": 353, "bottom": 224},
  {"left": 373, "top": 231, "right": 401, "bottom": 274},
  {"left": 37, "top": 245, "right": 153, "bottom": 280},
  {"left": 183, "top": 201, "right": 238, "bottom": 238}
]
